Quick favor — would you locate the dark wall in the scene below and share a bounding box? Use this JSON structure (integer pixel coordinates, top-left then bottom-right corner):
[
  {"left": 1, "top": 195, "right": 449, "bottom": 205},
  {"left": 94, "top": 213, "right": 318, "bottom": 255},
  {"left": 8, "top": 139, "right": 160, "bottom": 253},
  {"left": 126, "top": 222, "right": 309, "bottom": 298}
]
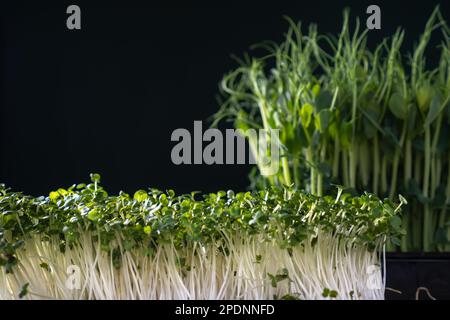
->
[{"left": 1, "top": 0, "right": 448, "bottom": 195}]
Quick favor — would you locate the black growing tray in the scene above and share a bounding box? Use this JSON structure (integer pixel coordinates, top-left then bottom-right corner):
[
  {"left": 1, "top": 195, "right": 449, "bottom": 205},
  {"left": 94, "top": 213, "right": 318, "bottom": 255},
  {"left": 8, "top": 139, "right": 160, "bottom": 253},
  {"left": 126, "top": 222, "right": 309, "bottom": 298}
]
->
[{"left": 385, "top": 253, "right": 450, "bottom": 300}]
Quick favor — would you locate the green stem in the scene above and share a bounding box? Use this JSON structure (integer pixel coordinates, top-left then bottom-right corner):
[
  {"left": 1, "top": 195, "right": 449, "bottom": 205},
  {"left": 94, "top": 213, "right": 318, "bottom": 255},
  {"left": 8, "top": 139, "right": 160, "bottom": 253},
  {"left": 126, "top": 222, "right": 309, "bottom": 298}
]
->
[
  {"left": 372, "top": 135, "right": 380, "bottom": 194},
  {"left": 404, "top": 140, "right": 412, "bottom": 189},
  {"left": 307, "top": 148, "right": 316, "bottom": 195},
  {"left": 248, "top": 135, "right": 275, "bottom": 185},
  {"left": 293, "top": 158, "right": 301, "bottom": 188},
  {"left": 359, "top": 141, "right": 369, "bottom": 188},
  {"left": 389, "top": 122, "right": 408, "bottom": 199},
  {"left": 412, "top": 151, "right": 422, "bottom": 251},
  {"left": 349, "top": 147, "right": 357, "bottom": 189},
  {"left": 317, "top": 144, "right": 327, "bottom": 197},
  {"left": 350, "top": 84, "right": 358, "bottom": 189},
  {"left": 431, "top": 115, "right": 443, "bottom": 196},
  {"left": 332, "top": 136, "right": 340, "bottom": 180},
  {"left": 381, "top": 155, "right": 388, "bottom": 195},
  {"left": 342, "top": 150, "right": 349, "bottom": 187},
  {"left": 440, "top": 153, "right": 450, "bottom": 251},
  {"left": 388, "top": 152, "right": 400, "bottom": 199},
  {"left": 401, "top": 139, "right": 412, "bottom": 252},
  {"left": 414, "top": 153, "right": 422, "bottom": 183},
  {"left": 281, "top": 157, "right": 292, "bottom": 186},
  {"left": 431, "top": 115, "right": 444, "bottom": 240},
  {"left": 423, "top": 126, "right": 432, "bottom": 252}
]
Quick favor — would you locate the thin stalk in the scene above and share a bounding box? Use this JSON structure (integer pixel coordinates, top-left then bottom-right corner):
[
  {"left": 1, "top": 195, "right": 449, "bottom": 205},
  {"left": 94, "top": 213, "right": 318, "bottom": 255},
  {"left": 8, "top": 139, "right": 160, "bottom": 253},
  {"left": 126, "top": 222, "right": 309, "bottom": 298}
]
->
[
  {"left": 381, "top": 155, "right": 388, "bottom": 195},
  {"left": 307, "top": 147, "right": 316, "bottom": 195},
  {"left": 401, "top": 139, "right": 412, "bottom": 251},
  {"left": 349, "top": 82, "right": 358, "bottom": 189},
  {"left": 431, "top": 114, "right": 443, "bottom": 198},
  {"left": 293, "top": 158, "right": 301, "bottom": 187},
  {"left": 372, "top": 135, "right": 380, "bottom": 194},
  {"left": 342, "top": 151, "right": 349, "bottom": 187},
  {"left": 414, "top": 153, "right": 422, "bottom": 183},
  {"left": 281, "top": 157, "right": 292, "bottom": 186},
  {"left": 332, "top": 136, "right": 340, "bottom": 180},
  {"left": 423, "top": 126, "right": 432, "bottom": 252},
  {"left": 349, "top": 146, "right": 358, "bottom": 190},
  {"left": 404, "top": 140, "right": 413, "bottom": 188},
  {"left": 359, "top": 141, "right": 369, "bottom": 188},
  {"left": 389, "top": 122, "right": 407, "bottom": 199},
  {"left": 439, "top": 154, "right": 450, "bottom": 251},
  {"left": 413, "top": 152, "right": 422, "bottom": 251},
  {"left": 317, "top": 144, "right": 327, "bottom": 196}
]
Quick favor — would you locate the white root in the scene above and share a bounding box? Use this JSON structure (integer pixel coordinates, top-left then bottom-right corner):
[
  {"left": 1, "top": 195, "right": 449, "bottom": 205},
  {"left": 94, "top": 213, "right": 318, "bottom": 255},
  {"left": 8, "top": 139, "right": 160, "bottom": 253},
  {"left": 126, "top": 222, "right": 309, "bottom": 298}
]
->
[{"left": 0, "top": 230, "right": 385, "bottom": 300}]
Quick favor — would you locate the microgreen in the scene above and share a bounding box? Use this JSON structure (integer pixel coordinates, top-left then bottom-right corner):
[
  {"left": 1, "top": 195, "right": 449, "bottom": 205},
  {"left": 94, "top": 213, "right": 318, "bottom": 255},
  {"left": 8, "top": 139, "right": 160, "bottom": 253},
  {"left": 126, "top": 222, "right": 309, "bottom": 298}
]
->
[
  {"left": 0, "top": 174, "right": 402, "bottom": 299},
  {"left": 213, "top": 7, "right": 450, "bottom": 252}
]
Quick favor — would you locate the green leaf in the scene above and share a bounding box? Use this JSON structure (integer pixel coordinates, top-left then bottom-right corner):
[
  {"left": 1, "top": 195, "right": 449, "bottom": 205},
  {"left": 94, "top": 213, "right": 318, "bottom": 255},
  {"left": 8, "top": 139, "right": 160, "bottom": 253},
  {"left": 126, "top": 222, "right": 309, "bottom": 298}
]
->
[
  {"left": 143, "top": 226, "right": 152, "bottom": 235},
  {"left": 217, "top": 190, "right": 226, "bottom": 198},
  {"left": 280, "top": 294, "right": 300, "bottom": 300},
  {"left": 312, "top": 84, "right": 321, "bottom": 97},
  {"left": 389, "top": 216, "right": 402, "bottom": 229},
  {"left": 416, "top": 85, "right": 433, "bottom": 113},
  {"left": 389, "top": 92, "right": 408, "bottom": 120},
  {"left": 19, "top": 283, "right": 29, "bottom": 299},
  {"left": 49, "top": 191, "right": 59, "bottom": 202},
  {"left": 87, "top": 209, "right": 100, "bottom": 221},
  {"left": 315, "top": 90, "right": 333, "bottom": 112},
  {"left": 371, "top": 207, "right": 382, "bottom": 218},
  {"left": 90, "top": 173, "right": 101, "bottom": 183},
  {"left": 315, "top": 109, "right": 331, "bottom": 133},
  {"left": 300, "top": 103, "right": 314, "bottom": 128},
  {"left": 424, "top": 96, "right": 443, "bottom": 127},
  {"left": 133, "top": 190, "right": 148, "bottom": 202},
  {"left": 358, "top": 103, "right": 385, "bottom": 137},
  {"left": 329, "top": 121, "right": 338, "bottom": 140},
  {"left": 124, "top": 240, "right": 134, "bottom": 251},
  {"left": 340, "top": 121, "right": 352, "bottom": 149},
  {"left": 235, "top": 110, "right": 250, "bottom": 131},
  {"left": 167, "top": 190, "right": 176, "bottom": 198},
  {"left": 268, "top": 273, "right": 277, "bottom": 288},
  {"left": 40, "top": 262, "right": 51, "bottom": 272}
]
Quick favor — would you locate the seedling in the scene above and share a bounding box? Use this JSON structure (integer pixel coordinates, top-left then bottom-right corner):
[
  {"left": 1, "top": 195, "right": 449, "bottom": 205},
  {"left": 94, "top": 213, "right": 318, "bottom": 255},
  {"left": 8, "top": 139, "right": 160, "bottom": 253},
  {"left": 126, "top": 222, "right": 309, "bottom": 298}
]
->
[
  {"left": 0, "top": 174, "right": 403, "bottom": 299},
  {"left": 214, "top": 7, "right": 450, "bottom": 252}
]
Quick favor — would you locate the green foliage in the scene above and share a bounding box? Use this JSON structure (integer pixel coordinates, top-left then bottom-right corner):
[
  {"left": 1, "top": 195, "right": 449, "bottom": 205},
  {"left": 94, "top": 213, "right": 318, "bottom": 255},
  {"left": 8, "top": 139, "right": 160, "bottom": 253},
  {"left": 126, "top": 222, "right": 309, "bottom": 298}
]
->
[
  {"left": 0, "top": 175, "right": 403, "bottom": 273},
  {"left": 322, "top": 288, "right": 338, "bottom": 299},
  {"left": 213, "top": 7, "right": 450, "bottom": 252},
  {"left": 268, "top": 268, "right": 290, "bottom": 288},
  {"left": 18, "top": 283, "right": 29, "bottom": 299}
]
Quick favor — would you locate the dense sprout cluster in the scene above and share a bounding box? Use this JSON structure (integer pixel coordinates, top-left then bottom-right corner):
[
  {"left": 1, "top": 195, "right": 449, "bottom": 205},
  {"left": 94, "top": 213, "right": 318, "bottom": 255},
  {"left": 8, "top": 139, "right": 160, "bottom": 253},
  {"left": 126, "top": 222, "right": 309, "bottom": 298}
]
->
[
  {"left": 0, "top": 174, "right": 404, "bottom": 275},
  {"left": 213, "top": 8, "right": 449, "bottom": 251}
]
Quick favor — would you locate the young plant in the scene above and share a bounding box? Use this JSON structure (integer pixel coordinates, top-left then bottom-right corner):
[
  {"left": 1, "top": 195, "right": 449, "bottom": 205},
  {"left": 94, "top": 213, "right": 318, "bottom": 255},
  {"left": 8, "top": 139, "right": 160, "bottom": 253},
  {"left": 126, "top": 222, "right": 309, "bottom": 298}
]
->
[
  {"left": 213, "top": 7, "right": 450, "bottom": 252},
  {"left": 0, "top": 175, "right": 404, "bottom": 299}
]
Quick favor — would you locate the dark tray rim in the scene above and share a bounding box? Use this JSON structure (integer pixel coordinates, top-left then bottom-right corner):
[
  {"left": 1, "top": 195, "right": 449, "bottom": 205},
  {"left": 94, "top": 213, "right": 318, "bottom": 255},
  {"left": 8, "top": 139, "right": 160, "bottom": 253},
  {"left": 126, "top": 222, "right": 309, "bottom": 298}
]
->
[{"left": 386, "top": 252, "right": 450, "bottom": 261}]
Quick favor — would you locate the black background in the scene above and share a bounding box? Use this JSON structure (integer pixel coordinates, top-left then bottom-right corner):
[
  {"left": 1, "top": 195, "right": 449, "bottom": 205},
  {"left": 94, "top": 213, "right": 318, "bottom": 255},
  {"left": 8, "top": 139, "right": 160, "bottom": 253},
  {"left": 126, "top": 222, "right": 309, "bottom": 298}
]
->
[
  {"left": 1, "top": 0, "right": 449, "bottom": 196},
  {"left": 0, "top": 300, "right": 444, "bottom": 318}
]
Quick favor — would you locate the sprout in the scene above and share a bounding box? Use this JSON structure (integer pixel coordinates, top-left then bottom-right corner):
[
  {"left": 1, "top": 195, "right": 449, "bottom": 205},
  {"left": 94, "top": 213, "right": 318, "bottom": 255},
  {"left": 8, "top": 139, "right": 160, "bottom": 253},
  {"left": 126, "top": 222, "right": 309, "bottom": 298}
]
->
[
  {"left": 0, "top": 175, "right": 401, "bottom": 299},
  {"left": 213, "top": 7, "right": 450, "bottom": 252}
]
